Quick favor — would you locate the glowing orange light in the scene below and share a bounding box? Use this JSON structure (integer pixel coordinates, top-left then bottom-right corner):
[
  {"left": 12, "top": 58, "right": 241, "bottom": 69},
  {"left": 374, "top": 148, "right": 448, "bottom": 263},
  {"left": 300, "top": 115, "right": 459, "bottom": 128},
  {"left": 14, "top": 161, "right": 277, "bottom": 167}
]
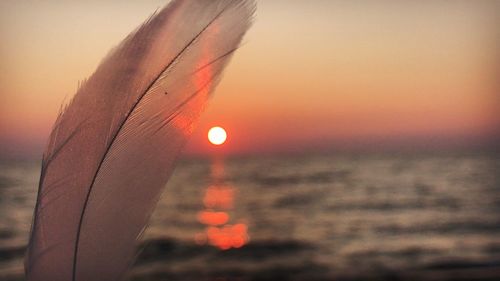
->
[
  {"left": 197, "top": 211, "right": 230, "bottom": 226},
  {"left": 208, "top": 126, "right": 227, "bottom": 145},
  {"left": 194, "top": 159, "right": 250, "bottom": 250},
  {"left": 203, "top": 185, "right": 234, "bottom": 209},
  {"left": 204, "top": 224, "right": 249, "bottom": 250}
]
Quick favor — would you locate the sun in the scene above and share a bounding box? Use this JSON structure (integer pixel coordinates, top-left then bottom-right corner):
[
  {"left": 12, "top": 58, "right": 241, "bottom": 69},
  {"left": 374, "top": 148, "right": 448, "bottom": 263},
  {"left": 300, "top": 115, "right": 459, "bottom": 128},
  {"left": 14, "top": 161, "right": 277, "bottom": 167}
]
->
[{"left": 208, "top": 126, "right": 227, "bottom": 145}]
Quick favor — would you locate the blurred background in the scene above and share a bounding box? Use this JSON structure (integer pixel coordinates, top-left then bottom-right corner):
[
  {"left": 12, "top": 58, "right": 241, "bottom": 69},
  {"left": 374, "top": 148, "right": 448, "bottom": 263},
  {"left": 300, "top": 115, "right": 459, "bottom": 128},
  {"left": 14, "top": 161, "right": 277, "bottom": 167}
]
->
[{"left": 1, "top": 0, "right": 499, "bottom": 280}]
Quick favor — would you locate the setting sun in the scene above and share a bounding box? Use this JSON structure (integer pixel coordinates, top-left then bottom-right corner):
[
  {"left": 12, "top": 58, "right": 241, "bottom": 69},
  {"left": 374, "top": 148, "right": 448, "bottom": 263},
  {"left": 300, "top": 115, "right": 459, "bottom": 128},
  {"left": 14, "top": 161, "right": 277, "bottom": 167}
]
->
[{"left": 208, "top": 126, "right": 227, "bottom": 145}]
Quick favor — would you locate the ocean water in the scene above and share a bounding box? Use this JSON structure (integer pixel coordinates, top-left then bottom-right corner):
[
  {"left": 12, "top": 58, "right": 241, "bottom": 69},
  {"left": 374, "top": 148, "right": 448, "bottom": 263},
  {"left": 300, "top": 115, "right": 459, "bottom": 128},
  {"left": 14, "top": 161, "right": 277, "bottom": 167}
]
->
[{"left": 1, "top": 152, "right": 500, "bottom": 280}]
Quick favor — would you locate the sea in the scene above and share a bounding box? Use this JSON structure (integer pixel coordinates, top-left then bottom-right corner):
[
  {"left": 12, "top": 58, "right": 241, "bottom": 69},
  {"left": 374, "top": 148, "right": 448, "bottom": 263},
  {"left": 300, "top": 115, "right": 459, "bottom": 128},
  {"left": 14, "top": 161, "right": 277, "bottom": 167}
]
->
[{"left": 1, "top": 151, "right": 500, "bottom": 281}]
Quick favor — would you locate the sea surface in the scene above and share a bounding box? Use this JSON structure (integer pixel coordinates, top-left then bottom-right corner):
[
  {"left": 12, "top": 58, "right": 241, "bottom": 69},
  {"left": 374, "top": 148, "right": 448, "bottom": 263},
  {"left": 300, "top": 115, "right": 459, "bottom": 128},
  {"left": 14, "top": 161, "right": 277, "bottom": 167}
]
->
[{"left": 1, "top": 151, "right": 500, "bottom": 280}]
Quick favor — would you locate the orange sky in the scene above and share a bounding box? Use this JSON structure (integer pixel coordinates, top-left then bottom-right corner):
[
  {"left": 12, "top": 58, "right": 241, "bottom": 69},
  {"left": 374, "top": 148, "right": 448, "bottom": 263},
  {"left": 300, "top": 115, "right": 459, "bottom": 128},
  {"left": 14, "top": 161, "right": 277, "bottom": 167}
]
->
[{"left": 1, "top": 0, "right": 499, "bottom": 158}]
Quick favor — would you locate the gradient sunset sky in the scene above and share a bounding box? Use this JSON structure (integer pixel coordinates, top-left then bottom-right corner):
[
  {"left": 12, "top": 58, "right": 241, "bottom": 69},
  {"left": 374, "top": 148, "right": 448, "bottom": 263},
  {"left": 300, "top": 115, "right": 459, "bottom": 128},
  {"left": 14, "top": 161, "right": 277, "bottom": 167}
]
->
[{"left": 1, "top": 0, "right": 499, "bottom": 158}]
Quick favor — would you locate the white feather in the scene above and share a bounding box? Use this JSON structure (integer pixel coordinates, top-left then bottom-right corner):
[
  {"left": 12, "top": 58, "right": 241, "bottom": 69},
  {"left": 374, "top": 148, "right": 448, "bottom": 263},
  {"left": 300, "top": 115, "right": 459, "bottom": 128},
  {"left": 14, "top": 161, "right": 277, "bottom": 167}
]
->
[{"left": 25, "top": 1, "right": 255, "bottom": 280}]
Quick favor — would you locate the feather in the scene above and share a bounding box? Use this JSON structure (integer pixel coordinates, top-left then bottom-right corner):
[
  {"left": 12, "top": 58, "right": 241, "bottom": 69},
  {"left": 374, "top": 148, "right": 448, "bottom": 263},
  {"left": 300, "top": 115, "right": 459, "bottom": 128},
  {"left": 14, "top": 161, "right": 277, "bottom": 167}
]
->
[{"left": 24, "top": 1, "right": 255, "bottom": 280}]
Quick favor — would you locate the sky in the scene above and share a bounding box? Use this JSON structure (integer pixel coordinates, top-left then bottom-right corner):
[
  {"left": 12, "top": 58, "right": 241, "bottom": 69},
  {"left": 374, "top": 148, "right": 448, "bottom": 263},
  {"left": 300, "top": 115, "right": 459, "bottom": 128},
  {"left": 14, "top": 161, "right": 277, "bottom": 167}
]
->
[{"left": 0, "top": 0, "right": 499, "bottom": 159}]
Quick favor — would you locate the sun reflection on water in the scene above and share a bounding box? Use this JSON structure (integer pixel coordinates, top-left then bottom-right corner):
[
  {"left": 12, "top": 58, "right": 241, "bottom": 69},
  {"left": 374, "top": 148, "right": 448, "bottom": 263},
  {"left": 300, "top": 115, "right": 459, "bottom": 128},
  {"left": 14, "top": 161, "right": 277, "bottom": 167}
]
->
[{"left": 195, "top": 159, "right": 249, "bottom": 250}]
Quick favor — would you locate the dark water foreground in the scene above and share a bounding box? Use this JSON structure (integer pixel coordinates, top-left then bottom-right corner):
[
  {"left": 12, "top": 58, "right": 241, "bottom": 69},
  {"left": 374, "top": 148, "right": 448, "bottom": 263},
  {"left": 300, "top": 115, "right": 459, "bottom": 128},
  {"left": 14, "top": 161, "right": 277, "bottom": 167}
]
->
[
  {"left": 1, "top": 151, "right": 500, "bottom": 280},
  {"left": 128, "top": 237, "right": 500, "bottom": 281}
]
